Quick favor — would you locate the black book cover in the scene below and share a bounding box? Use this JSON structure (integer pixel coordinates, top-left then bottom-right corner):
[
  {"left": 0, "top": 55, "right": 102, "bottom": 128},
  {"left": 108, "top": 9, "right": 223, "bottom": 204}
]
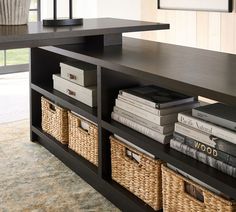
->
[{"left": 121, "top": 85, "right": 194, "bottom": 108}]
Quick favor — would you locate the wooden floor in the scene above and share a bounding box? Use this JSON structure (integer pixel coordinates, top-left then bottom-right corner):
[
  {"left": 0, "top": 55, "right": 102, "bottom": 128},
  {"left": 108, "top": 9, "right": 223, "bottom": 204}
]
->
[{"left": 0, "top": 72, "right": 29, "bottom": 123}]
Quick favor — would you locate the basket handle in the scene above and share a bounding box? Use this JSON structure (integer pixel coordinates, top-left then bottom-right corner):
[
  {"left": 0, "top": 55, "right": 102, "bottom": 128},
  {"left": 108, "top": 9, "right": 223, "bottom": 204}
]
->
[
  {"left": 124, "top": 147, "right": 142, "bottom": 166},
  {"left": 182, "top": 180, "right": 206, "bottom": 205},
  {"left": 47, "top": 101, "right": 57, "bottom": 113},
  {"left": 75, "top": 118, "right": 90, "bottom": 135}
]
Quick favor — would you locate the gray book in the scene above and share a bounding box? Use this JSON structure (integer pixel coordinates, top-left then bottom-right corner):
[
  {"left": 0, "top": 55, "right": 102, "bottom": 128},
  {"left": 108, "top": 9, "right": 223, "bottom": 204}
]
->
[
  {"left": 173, "top": 132, "right": 236, "bottom": 167},
  {"left": 192, "top": 103, "right": 236, "bottom": 132},
  {"left": 170, "top": 139, "right": 236, "bottom": 178}
]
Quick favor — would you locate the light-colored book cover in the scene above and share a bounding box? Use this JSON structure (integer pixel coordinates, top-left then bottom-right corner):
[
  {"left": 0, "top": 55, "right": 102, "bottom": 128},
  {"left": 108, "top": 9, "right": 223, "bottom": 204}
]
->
[
  {"left": 115, "top": 98, "right": 178, "bottom": 125},
  {"left": 111, "top": 112, "right": 172, "bottom": 144},
  {"left": 178, "top": 111, "right": 236, "bottom": 144},
  {"left": 113, "top": 106, "right": 174, "bottom": 134},
  {"left": 175, "top": 122, "right": 216, "bottom": 147}
]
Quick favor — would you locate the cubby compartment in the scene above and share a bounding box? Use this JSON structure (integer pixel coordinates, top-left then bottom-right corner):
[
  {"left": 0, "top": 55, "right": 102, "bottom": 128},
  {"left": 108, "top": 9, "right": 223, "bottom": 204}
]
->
[
  {"left": 31, "top": 47, "right": 97, "bottom": 87},
  {"left": 99, "top": 68, "right": 152, "bottom": 122},
  {"left": 31, "top": 47, "right": 98, "bottom": 122}
]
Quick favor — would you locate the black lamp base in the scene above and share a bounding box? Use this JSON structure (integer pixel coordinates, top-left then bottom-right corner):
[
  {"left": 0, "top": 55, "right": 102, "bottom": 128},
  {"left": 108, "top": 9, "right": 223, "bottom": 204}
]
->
[{"left": 43, "top": 18, "right": 83, "bottom": 27}]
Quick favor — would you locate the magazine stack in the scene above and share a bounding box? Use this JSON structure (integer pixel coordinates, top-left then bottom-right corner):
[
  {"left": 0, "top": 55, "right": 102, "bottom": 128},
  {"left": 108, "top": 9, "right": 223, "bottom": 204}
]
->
[
  {"left": 171, "top": 103, "right": 236, "bottom": 178},
  {"left": 111, "top": 85, "right": 199, "bottom": 144}
]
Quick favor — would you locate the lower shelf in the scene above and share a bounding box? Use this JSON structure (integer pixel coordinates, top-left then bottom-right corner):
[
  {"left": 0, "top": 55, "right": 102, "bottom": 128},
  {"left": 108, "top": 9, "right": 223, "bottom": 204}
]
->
[
  {"left": 31, "top": 126, "right": 159, "bottom": 212},
  {"left": 102, "top": 120, "right": 236, "bottom": 199}
]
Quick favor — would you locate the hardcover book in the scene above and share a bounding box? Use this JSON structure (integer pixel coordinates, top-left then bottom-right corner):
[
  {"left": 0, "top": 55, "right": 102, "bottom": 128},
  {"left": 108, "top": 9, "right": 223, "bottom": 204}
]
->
[
  {"left": 192, "top": 103, "right": 236, "bottom": 132},
  {"left": 178, "top": 111, "right": 236, "bottom": 144},
  {"left": 118, "top": 94, "right": 200, "bottom": 116},
  {"left": 115, "top": 98, "right": 178, "bottom": 125},
  {"left": 120, "top": 85, "right": 194, "bottom": 109},
  {"left": 113, "top": 106, "right": 174, "bottom": 134},
  {"left": 174, "top": 122, "right": 236, "bottom": 157},
  {"left": 170, "top": 139, "right": 236, "bottom": 178},
  {"left": 173, "top": 132, "right": 236, "bottom": 167},
  {"left": 111, "top": 111, "right": 172, "bottom": 144}
]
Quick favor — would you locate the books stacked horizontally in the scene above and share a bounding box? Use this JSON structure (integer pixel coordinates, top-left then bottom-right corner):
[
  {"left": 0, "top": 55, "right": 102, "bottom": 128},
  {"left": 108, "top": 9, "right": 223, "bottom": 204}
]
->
[
  {"left": 111, "top": 85, "right": 199, "bottom": 144},
  {"left": 171, "top": 103, "right": 236, "bottom": 178},
  {"left": 53, "top": 62, "right": 97, "bottom": 107}
]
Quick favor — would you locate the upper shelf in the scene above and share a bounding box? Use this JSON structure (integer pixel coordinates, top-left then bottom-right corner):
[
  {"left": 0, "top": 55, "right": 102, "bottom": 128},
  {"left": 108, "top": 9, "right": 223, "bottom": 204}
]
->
[
  {"left": 0, "top": 18, "right": 169, "bottom": 50},
  {"left": 44, "top": 37, "right": 236, "bottom": 106}
]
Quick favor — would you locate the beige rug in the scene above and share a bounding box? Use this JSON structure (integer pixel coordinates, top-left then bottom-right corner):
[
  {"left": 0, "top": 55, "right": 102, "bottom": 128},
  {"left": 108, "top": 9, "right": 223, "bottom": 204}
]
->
[{"left": 0, "top": 120, "right": 119, "bottom": 212}]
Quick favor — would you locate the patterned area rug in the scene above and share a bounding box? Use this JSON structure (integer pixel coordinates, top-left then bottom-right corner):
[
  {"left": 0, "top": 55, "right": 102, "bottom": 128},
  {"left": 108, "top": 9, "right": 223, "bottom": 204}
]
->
[{"left": 0, "top": 120, "right": 119, "bottom": 212}]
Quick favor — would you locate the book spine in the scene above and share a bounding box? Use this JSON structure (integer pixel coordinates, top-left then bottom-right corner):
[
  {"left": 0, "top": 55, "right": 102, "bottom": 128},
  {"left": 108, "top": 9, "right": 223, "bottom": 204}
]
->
[
  {"left": 192, "top": 109, "right": 236, "bottom": 132},
  {"left": 173, "top": 132, "right": 236, "bottom": 167},
  {"left": 120, "top": 91, "right": 157, "bottom": 108},
  {"left": 170, "top": 139, "right": 236, "bottom": 178},
  {"left": 178, "top": 112, "right": 236, "bottom": 144},
  {"left": 174, "top": 122, "right": 216, "bottom": 147},
  {"left": 116, "top": 99, "right": 177, "bottom": 125},
  {"left": 111, "top": 112, "right": 171, "bottom": 144},
  {"left": 113, "top": 106, "right": 174, "bottom": 134},
  {"left": 118, "top": 94, "right": 161, "bottom": 115}
]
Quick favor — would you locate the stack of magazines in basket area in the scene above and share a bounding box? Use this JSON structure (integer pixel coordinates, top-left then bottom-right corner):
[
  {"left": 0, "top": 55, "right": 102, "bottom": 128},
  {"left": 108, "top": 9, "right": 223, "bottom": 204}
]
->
[
  {"left": 111, "top": 85, "right": 199, "bottom": 144},
  {"left": 171, "top": 103, "right": 236, "bottom": 178}
]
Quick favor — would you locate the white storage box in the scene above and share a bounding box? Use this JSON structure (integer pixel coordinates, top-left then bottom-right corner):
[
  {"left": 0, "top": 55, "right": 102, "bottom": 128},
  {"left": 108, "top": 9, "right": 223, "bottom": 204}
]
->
[
  {"left": 60, "top": 62, "right": 97, "bottom": 86},
  {"left": 53, "top": 74, "right": 97, "bottom": 107}
]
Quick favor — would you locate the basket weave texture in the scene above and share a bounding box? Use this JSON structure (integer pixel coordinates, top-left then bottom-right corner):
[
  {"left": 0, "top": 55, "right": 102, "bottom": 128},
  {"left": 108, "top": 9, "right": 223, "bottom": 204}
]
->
[
  {"left": 41, "top": 97, "right": 68, "bottom": 144},
  {"left": 110, "top": 136, "right": 163, "bottom": 211},
  {"left": 68, "top": 112, "right": 98, "bottom": 166},
  {"left": 162, "top": 165, "right": 236, "bottom": 212}
]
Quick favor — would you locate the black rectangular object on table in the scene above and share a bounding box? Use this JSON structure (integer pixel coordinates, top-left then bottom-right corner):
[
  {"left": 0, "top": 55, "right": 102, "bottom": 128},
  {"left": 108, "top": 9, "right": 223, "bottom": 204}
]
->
[
  {"left": 192, "top": 103, "right": 236, "bottom": 132},
  {"left": 120, "top": 85, "right": 194, "bottom": 109}
]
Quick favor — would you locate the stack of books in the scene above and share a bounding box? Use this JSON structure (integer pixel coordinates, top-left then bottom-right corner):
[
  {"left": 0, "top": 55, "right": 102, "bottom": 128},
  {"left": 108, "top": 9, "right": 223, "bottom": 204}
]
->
[
  {"left": 111, "top": 85, "right": 198, "bottom": 144},
  {"left": 171, "top": 103, "right": 236, "bottom": 178}
]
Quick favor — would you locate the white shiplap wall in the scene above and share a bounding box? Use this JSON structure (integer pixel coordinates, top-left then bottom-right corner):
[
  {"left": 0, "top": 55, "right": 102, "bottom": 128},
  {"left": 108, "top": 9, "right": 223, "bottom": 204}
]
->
[{"left": 141, "top": 0, "right": 236, "bottom": 54}]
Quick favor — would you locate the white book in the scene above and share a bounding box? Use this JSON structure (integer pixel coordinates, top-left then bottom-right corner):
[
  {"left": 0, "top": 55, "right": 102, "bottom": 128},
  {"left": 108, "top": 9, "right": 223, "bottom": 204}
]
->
[
  {"left": 113, "top": 106, "right": 174, "bottom": 134},
  {"left": 111, "top": 111, "right": 172, "bottom": 144},
  {"left": 119, "top": 94, "right": 200, "bottom": 116},
  {"left": 174, "top": 122, "right": 217, "bottom": 147},
  {"left": 178, "top": 111, "right": 236, "bottom": 144},
  {"left": 114, "top": 134, "right": 155, "bottom": 159},
  {"left": 115, "top": 98, "right": 177, "bottom": 125}
]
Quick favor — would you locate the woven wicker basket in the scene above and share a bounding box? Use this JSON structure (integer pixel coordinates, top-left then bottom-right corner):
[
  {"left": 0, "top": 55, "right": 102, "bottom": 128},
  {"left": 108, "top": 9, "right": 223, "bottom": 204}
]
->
[
  {"left": 41, "top": 97, "right": 68, "bottom": 144},
  {"left": 162, "top": 165, "right": 236, "bottom": 212},
  {"left": 110, "top": 136, "right": 163, "bottom": 211},
  {"left": 68, "top": 112, "right": 98, "bottom": 166}
]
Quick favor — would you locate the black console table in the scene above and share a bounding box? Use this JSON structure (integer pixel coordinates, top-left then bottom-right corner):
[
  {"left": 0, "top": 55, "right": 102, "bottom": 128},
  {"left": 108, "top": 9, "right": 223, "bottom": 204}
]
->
[{"left": 1, "top": 18, "right": 236, "bottom": 212}]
